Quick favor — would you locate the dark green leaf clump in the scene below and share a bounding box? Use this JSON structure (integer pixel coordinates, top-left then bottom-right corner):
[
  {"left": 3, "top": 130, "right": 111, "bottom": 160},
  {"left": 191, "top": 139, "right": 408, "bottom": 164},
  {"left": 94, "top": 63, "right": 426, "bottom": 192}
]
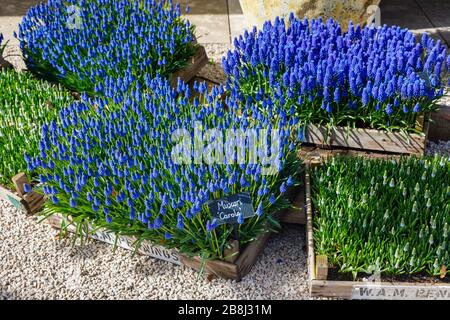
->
[{"left": 312, "top": 155, "right": 450, "bottom": 278}]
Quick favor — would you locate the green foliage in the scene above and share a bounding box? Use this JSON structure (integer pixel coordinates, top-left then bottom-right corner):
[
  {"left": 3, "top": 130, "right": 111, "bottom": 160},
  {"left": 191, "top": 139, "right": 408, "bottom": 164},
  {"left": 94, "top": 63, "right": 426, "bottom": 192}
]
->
[
  {"left": 0, "top": 70, "right": 72, "bottom": 188},
  {"left": 312, "top": 155, "right": 450, "bottom": 278}
]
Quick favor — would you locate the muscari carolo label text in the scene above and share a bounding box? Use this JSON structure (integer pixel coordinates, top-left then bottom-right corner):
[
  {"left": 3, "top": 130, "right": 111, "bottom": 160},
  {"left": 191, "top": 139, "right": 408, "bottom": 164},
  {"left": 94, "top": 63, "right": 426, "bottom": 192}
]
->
[{"left": 208, "top": 192, "right": 255, "bottom": 225}]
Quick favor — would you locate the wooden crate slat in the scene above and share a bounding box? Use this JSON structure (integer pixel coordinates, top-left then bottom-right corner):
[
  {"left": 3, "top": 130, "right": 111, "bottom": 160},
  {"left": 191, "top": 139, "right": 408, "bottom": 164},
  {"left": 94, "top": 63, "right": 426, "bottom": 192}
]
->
[
  {"left": 429, "top": 96, "right": 450, "bottom": 141},
  {"left": 180, "top": 255, "right": 239, "bottom": 280},
  {"left": 305, "top": 170, "right": 316, "bottom": 287},
  {"left": 310, "top": 280, "right": 355, "bottom": 299},
  {"left": 1, "top": 173, "right": 45, "bottom": 215},
  {"left": 170, "top": 45, "right": 208, "bottom": 88},
  {"left": 223, "top": 239, "right": 240, "bottom": 263},
  {"left": 304, "top": 124, "right": 427, "bottom": 155},
  {"left": 311, "top": 280, "right": 450, "bottom": 300},
  {"left": 315, "top": 255, "right": 328, "bottom": 280},
  {"left": 49, "top": 214, "right": 182, "bottom": 265},
  {"left": 0, "top": 185, "right": 28, "bottom": 213},
  {"left": 27, "top": 194, "right": 46, "bottom": 214},
  {"left": 298, "top": 146, "right": 404, "bottom": 167}
]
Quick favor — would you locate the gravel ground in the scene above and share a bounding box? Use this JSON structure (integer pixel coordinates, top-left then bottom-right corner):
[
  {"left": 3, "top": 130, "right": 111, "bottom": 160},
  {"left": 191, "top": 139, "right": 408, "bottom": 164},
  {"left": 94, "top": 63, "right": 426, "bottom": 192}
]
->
[
  {"left": 197, "top": 43, "right": 229, "bottom": 83},
  {"left": 0, "top": 44, "right": 448, "bottom": 300},
  {"left": 427, "top": 140, "right": 450, "bottom": 156},
  {"left": 0, "top": 199, "right": 310, "bottom": 300},
  {"left": 1, "top": 43, "right": 315, "bottom": 300}
]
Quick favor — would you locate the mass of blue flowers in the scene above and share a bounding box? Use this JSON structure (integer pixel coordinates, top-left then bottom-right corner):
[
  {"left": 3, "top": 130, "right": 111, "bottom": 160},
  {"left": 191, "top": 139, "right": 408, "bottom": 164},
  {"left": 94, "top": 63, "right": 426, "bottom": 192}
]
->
[
  {"left": 17, "top": 0, "right": 196, "bottom": 96},
  {"left": 28, "top": 76, "right": 300, "bottom": 258},
  {"left": 222, "top": 16, "right": 450, "bottom": 132}
]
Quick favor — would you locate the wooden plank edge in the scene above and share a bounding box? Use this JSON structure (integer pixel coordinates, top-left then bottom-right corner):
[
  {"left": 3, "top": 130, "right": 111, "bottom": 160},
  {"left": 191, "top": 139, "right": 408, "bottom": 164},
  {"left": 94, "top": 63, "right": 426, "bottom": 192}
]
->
[
  {"left": 180, "top": 254, "right": 239, "bottom": 281},
  {"left": 304, "top": 123, "right": 427, "bottom": 155},
  {"left": 235, "top": 231, "right": 272, "bottom": 280},
  {"left": 279, "top": 211, "right": 306, "bottom": 224},
  {"left": 298, "top": 147, "right": 406, "bottom": 167},
  {"left": 429, "top": 97, "right": 450, "bottom": 141},
  {"left": 278, "top": 187, "right": 306, "bottom": 224},
  {"left": 170, "top": 45, "right": 208, "bottom": 88},
  {"left": 10, "top": 172, "right": 45, "bottom": 215},
  {"left": 0, "top": 184, "right": 28, "bottom": 213},
  {"left": 12, "top": 173, "right": 29, "bottom": 197},
  {"left": 307, "top": 162, "right": 450, "bottom": 299},
  {"left": 315, "top": 255, "right": 328, "bottom": 280}
]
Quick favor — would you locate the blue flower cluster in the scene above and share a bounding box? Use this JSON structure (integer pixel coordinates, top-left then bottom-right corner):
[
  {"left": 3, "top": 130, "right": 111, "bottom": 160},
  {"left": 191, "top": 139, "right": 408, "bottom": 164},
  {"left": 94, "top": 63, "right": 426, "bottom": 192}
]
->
[
  {"left": 17, "top": 0, "right": 196, "bottom": 96},
  {"left": 27, "top": 76, "right": 299, "bottom": 258},
  {"left": 223, "top": 16, "right": 450, "bottom": 131}
]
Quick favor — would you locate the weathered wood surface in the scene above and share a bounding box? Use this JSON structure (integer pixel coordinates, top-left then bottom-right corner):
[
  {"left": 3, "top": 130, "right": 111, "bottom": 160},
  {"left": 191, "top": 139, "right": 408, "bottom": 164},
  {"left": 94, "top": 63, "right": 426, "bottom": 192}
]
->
[
  {"left": 48, "top": 213, "right": 270, "bottom": 281},
  {"left": 303, "top": 123, "right": 427, "bottom": 155},
  {"left": 298, "top": 146, "right": 402, "bottom": 167},
  {"left": 10, "top": 173, "right": 45, "bottom": 214},
  {"left": 23, "top": 191, "right": 45, "bottom": 214},
  {"left": 170, "top": 45, "right": 208, "bottom": 88},
  {"left": 305, "top": 170, "right": 315, "bottom": 287},
  {"left": 311, "top": 280, "right": 450, "bottom": 300},
  {"left": 234, "top": 231, "right": 271, "bottom": 280},
  {"left": 0, "top": 173, "right": 44, "bottom": 214},
  {"left": 223, "top": 239, "right": 240, "bottom": 263},
  {"left": 278, "top": 187, "right": 306, "bottom": 224},
  {"left": 306, "top": 167, "right": 450, "bottom": 299},
  {"left": 429, "top": 97, "right": 450, "bottom": 141}
]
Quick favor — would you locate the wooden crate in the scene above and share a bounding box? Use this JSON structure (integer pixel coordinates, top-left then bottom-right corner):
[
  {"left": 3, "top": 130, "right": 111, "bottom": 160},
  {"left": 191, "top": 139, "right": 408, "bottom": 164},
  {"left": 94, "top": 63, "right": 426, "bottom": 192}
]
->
[
  {"left": 298, "top": 145, "right": 405, "bottom": 165},
  {"left": 170, "top": 45, "right": 208, "bottom": 88},
  {"left": 280, "top": 146, "right": 401, "bottom": 225},
  {"left": 305, "top": 167, "right": 450, "bottom": 300},
  {"left": 47, "top": 213, "right": 270, "bottom": 281},
  {"left": 0, "top": 173, "right": 45, "bottom": 214},
  {"left": 278, "top": 183, "right": 306, "bottom": 225},
  {"left": 302, "top": 121, "right": 429, "bottom": 155},
  {"left": 0, "top": 56, "right": 13, "bottom": 70}
]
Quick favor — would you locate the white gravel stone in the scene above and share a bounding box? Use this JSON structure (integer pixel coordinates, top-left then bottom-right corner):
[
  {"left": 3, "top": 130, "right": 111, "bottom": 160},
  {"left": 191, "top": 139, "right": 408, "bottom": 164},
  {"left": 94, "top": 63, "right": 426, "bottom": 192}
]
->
[{"left": 0, "top": 199, "right": 313, "bottom": 300}]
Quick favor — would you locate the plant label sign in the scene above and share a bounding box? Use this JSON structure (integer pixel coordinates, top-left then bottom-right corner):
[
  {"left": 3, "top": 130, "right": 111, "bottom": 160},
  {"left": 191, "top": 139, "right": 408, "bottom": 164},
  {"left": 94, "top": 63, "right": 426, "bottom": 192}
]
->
[{"left": 208, "top": 192, "right": 255, "bottom": 225}]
